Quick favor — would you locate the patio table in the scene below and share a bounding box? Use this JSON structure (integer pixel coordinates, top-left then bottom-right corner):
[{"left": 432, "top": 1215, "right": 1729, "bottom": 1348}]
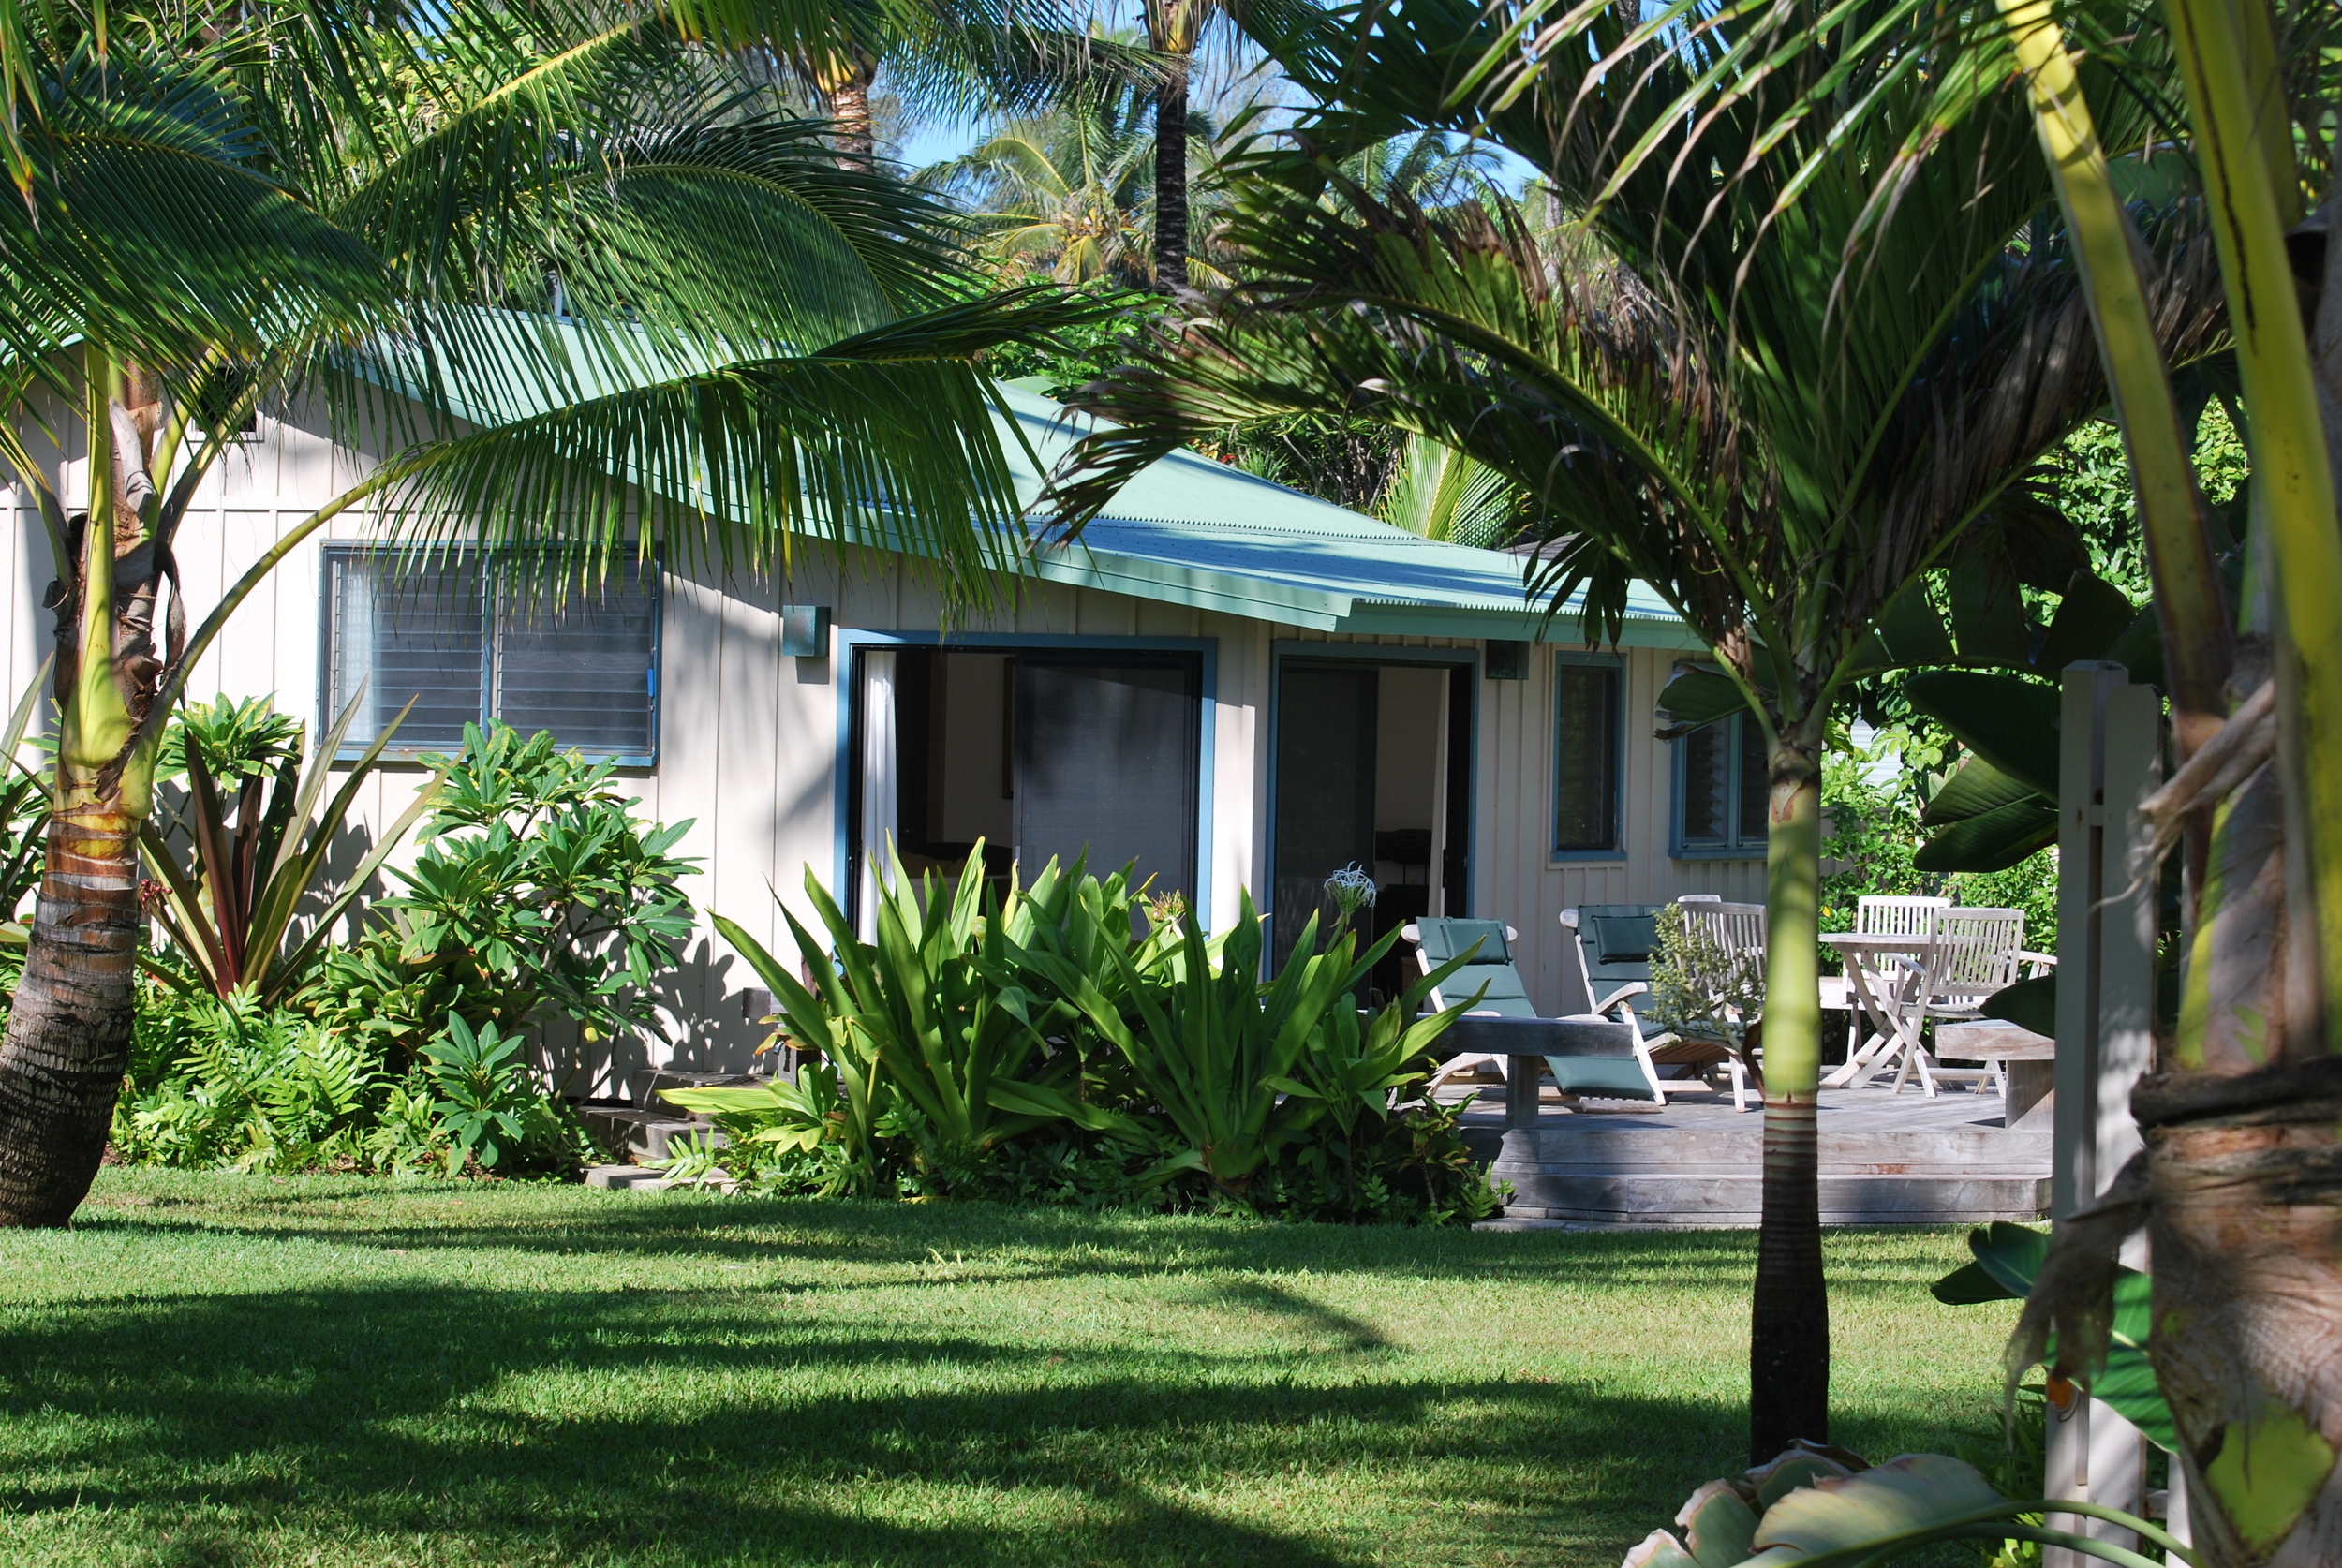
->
[{"left": 1817, "top": 931, "right": 1933, "bottom": 1087}]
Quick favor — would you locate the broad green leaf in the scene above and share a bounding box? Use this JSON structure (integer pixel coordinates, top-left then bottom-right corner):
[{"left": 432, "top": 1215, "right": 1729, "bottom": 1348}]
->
[
  {"left": 1948, "top": 555, "right": 2035, "bottom": 669},
  {"left": 1921, "top": 758, "right": 2042, "bottom": 826},
  {"left": 1747, "top": 1454, "right": 2005, "bottom": 1558},
  {"left": 1913, "top": 798, "right": 2059, "bottom": 873},
  {"left": 1902, "top": 673, "right": 2062, "bottom": 796},
  {"left": 1655, "top": 667, "right": 1752, "bottom": 738},
  {"left": 1680, "top": 1480, "right": 1759, "bottom": 1568},
  {"left": 2036, "top": 572, "right": 2141, "bottom": 669}
]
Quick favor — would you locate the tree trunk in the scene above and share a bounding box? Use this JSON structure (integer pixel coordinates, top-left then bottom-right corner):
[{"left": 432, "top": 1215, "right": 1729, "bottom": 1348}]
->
[
  {"left": 823, "top": 54, "right": 878, "bottom": 172},
  {"left": 1153, "top": 59, "right": 1190, "bottom": 293},
  {"left": 0, "top": 775, "right": 142, "bottom": 1225},
  {"left": 1750, "top": 721, "right": 1828, "bottom": 1463}
]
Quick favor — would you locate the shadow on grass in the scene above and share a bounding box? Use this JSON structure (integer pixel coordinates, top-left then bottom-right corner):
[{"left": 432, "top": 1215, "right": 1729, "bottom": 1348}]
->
[
  {"left": 0, "top": 1276, "right": 1742, "bottom": 1566},
  {"left": 73, "top": 1184, "right": 1779, "bottom": 1287}
]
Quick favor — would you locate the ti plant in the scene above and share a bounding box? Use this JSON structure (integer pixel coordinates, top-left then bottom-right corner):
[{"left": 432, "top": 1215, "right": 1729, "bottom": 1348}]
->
[{"left": 139, "top": 688, "right": 438, "bottom": 1006}]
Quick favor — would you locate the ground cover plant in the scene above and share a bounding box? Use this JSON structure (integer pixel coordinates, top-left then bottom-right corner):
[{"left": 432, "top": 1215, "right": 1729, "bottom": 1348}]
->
[{"left": 0, "top": 1171, "right": 2025, "bottom": 1568}]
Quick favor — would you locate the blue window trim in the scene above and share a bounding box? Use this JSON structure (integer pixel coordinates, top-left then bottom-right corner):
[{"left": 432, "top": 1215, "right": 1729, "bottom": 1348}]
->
[
  {"left": 317, "top": 542, "right": 663, "bottom": 768},
  {"left": 831, "top": 629, "right": 1217, "bottom": 927},
  {"left": 1669, "top": 710, "right": 1766, "bottom": 861},
  {"left": 1550, "top": 649, "right": 1627, "bottom": 863},
  {"left": 1264, "top": 641, "right": 1480, "bottom": 969}
]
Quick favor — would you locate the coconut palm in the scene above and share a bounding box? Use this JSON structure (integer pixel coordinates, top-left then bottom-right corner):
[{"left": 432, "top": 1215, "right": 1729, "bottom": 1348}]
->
[
  {"left": 1046, "top": 0, "right": 2227, "bottom": 1458},
  {"left": 925, "top": 84, "right": 1165, "bottom": 287},
  {"left": 779, "top": 0, "right": 1161, "bottom": 172},
  {"left": 0, "top": 0, "right": 1101, "bottom": 1228}
]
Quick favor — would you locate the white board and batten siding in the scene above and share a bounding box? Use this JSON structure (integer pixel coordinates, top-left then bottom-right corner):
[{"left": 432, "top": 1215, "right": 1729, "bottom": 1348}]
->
[{"left": 6, "top": 407, "right": 1751, "bottom": 1094}]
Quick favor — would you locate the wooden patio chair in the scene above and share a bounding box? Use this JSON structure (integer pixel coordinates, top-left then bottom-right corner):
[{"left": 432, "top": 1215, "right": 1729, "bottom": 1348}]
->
[
  {"left": 1561, "top": 902, "right": 1753, "bottom": 1109},
  {"left": 1823, "top": 895, "right": 1951, "bottom": 1057},
  {"left": 1403, "top": 918, "right": 1667, "bottom": 1105},
  {"left": 1887, "top": 906, "right": 2026, "bottom": 1097}
]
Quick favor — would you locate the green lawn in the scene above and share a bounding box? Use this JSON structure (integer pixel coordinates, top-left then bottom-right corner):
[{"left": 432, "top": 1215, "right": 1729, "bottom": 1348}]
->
[{"left": 0, "top": 1172, "right": 2016, "bottom": 1568}]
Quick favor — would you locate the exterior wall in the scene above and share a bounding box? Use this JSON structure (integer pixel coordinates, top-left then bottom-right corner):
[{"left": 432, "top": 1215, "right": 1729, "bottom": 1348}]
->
[{"left": 3, "top": 407, "right": 1755, "bottom": 1094}]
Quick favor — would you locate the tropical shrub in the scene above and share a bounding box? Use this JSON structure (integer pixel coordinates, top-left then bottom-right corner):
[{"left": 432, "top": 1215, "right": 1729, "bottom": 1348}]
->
[
  {"left": 306, "top": 722, "right": 698, "bottom": 1062},
  {"left": 107, "top": 973, "right": 593, "bottom": 1178},
  {"left": 680, "top": 845, "right": 1502, "bottom": 1224}
]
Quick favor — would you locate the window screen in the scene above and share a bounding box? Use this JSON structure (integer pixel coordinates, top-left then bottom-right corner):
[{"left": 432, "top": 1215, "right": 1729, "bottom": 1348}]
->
[
  {"left": 323, "top": 547, "right": 659, "bottom": 761},
  {"left": 1014, "top": 656, "right": 1200, "bottom": 904},
  {"left": 1674, "top": 711, "right": 1768, "bottom": 855},
  {"left": 1552, "top": 659, "right": 1620, "bottom": 853}
]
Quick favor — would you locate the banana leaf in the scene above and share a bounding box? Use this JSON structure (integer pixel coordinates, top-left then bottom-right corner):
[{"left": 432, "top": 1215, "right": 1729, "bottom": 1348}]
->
[{"left": 1930, "top": 1223, "right": 2176, "bottom": 1452}]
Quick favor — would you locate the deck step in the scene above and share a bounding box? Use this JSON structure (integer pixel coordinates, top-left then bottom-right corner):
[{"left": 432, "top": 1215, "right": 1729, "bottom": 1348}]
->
[
  {"left": 577, "top": 1106, "right": 723, "bottom": 1162},
  {"left": 1480, "top": 1091, "right": 2052, "bottom": 1227}
]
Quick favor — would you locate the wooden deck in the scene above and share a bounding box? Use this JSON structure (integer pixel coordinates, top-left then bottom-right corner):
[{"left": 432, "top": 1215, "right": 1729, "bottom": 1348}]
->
[{"left": 1452, "top": 1083, "right": 2050, "bottom": 1227}]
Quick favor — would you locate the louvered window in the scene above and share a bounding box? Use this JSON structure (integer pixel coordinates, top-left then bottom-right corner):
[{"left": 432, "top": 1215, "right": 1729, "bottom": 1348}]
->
[
  {"left": 322, "top": 546, "right": 660, "bottom": 762},
  {"left": 1672, "top": 710, "right": 1768, "bottom": 857}
]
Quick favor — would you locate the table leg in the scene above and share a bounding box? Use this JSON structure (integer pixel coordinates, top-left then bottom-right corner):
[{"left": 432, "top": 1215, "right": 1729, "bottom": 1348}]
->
[
  {"left": 1822, "top": 958, "right": 1901, "bottom": 1087},
  {"left": 1505, "top": 1056, "right": 1543, "bottom": 1129}
]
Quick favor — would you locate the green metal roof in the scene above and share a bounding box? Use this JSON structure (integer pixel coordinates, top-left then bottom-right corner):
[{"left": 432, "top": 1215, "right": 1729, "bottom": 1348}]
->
[
  {"left": 363, "top": 319, "right": 1695, "bottom": 644},
  {"left": 993, "top": 385, "right": 1697, "bottom": 644}
]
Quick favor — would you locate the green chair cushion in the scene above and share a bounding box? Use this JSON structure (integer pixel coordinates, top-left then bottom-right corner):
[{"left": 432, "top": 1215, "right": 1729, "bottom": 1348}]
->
[
  {"left": 1413, "top": 918, "right": 1511, "bottom": 966},
  {"left": 1442, "top": 963, "right": 1535, "bottom": 1017},
  {"left": 1544, "top": 1055, "right": 1657, "bottom": 1100},
  {"left": 1590, "top": 912, "right": 1658, "bottom": 964}
]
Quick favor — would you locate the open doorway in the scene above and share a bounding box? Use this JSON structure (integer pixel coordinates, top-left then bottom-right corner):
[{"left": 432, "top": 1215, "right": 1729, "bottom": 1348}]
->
[
  {"left": 850, "top": 646, "right": 1203, "bottom": 925},
  {"left": 1270, "top": 657, "right": 1473, "bottom": 997}
]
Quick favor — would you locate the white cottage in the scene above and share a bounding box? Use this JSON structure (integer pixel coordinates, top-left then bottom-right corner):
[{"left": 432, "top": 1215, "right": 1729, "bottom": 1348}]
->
[{"left": 4, "top": 383, "right": 1770, "bottom": 1099}]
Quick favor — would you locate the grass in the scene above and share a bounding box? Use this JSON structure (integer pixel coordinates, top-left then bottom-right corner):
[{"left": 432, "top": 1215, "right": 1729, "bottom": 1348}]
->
[{"left": 0, "top": 1171, "right": 2020, "bottom": 1568}]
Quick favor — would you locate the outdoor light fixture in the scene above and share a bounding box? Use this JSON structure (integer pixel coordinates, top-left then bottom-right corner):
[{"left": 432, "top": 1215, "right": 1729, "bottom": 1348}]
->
[
  {"left": 780, "top": 604, "right": 831, "bottom": 660},
  {"left": 1484, "top": 640, "right": 1529, "bottom": 680}
]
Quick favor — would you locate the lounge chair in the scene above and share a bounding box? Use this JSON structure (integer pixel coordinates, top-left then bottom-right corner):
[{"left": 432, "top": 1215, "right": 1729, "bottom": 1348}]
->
[
  {"left": 1562, "top": 903, "right": 1755, "bottom": 1111},
  {"left": 1402, "top": 917, "right": 1664, "bottom": 1104}
]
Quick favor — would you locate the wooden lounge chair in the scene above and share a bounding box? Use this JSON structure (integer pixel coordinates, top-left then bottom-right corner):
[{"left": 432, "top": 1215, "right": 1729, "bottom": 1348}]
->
[
  {"left": 1403, "top": 917, "right": 1665, "bottom": 1104},
  {"left": 1562, "top": 903, "right": 1755, "bottom": 1111}
]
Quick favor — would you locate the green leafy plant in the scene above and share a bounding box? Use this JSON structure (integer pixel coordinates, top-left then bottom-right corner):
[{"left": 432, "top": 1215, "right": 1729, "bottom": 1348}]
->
[
  {"left": 0, "top": 661, "right": 52, "bottom": 935},
  {"left": 1646, "top": 903, "right": 1764, "bottom": 1051},
  {"left": 110, "top": 993, "right": 383, "bottom": 1172},
  {"left": 1622, "top": 1444, "right": 2189, "bottom": 1568},
  {"left": 418, "top": 1015, "right": 553, "bottom": 1175},
  {"left": 140, "top": 688, "right": 438, "bottom": 1004},
  {"left": 306, "top": 721, "right": 698, "bottom": 1060},
  {"left": 1040, "top": 895, "right": 1459, "bottom": 1198},
  {"left": 1933, "top": 1223, "right": 2175, "bottom": 1453}
]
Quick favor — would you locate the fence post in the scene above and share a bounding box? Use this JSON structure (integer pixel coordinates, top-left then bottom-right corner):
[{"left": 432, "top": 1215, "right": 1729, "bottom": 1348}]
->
[{"left": 2044, "top": 662, "right": 2163, "bottom": 1565}]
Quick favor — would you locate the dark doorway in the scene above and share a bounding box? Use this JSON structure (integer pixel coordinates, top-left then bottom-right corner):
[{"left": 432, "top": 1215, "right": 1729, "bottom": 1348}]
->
[
  {"left": 1271, "top": 657, "right": 1474, "bottom": 995},
  {"left": 1272, "top": 665, "right": 1379, "bottom": 972},
  {"left": 1015, "top": 655, "right": 1201, "bottom": 904}
]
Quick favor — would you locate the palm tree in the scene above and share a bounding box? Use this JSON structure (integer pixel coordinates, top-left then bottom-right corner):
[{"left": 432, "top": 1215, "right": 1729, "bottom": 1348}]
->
[
  {"left": 923, "top": 84, "right": 1166, "bottom": 287},
  {"left": 1045, "top": 0, "right": 2226, "bottom": 1458},
  {"left": 0, "top": 0, "right": 1098, "bottom": 1228},
  {"left": 786, "top": 0, "right": 1160, "bottom": 171}
]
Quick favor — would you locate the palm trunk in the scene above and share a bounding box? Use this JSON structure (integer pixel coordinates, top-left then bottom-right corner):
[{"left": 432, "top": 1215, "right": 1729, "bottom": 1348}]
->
[
  {"left": 1153, "top": 59, "right": 1190, "bottom": 293},
  {"left": 0, "top": 774, "right": 142, "bottom": 1225},
  {"left": 819, "top": 52, "right": 878, "bottom": 173},
  {"left": 1750, "top": 719, "right": 1828, "bottom": 1462}
]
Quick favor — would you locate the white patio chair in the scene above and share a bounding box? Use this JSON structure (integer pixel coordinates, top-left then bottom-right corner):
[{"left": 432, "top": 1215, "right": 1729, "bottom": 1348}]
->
[
  {"left": 1824, "top": 895, "right": 1950, "bottom": 1058},
  {"left": 1888, "top": 906, "right": 2025, "bottom": 1097}
]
